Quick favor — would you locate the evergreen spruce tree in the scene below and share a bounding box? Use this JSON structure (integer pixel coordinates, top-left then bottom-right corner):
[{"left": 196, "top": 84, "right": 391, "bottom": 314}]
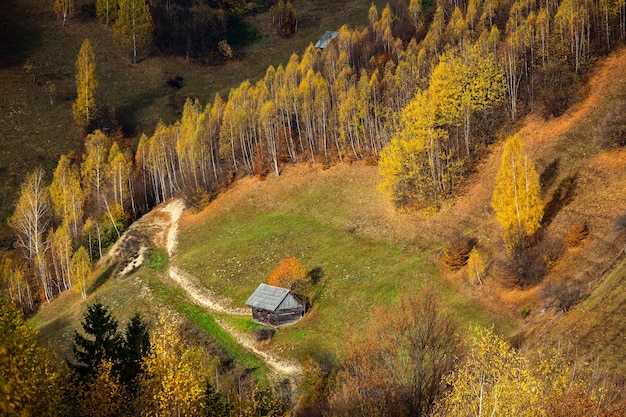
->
[
  {"left": 71, "top": 302, "right": 122, "bottom": 380},
  {"left": 118, "top": 312, "right": 150, "bottom": 391}
]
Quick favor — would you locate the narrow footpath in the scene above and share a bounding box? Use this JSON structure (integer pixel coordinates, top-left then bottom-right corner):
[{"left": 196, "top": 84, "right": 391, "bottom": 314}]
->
[{"left": 157, "top": 199, "right": 303, "bottom": 381}]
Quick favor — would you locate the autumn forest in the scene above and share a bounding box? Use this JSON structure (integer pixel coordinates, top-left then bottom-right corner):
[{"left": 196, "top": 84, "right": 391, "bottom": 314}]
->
[{"left": 2, "top": 0, "right": 626, "bottom": 414}]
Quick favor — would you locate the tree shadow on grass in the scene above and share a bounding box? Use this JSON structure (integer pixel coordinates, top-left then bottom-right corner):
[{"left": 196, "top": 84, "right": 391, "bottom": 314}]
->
[
  {"left": 36, "top": 312, "right": 72, "bottom": 343},
  {"left": 308, "top": 266, "right": 324, "bottom": 285},
  {"left": 540, "top": 158, "right": 560, "bottom": 190},
  {"left": 116, "top": 90, "right": 160, "bottom": 137},
  {"left": 543, "top": 174, "right": 578, "bottom": 228},
  {"left": 88, "top": 262, "right": 117, "bottom": 295}
]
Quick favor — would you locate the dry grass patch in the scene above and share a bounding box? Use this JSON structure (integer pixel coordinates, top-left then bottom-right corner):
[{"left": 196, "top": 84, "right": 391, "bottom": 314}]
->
[{"left": 534, "top": 257, "right": 626, "bottom": 375}]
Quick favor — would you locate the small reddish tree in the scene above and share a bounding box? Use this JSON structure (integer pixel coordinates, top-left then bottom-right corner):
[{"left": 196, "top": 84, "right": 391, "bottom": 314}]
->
[{"left": 268, "top": 257, "right": 309, "bottom": 290}]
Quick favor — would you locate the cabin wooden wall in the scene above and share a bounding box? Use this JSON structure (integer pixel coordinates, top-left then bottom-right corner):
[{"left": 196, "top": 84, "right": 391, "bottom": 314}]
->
[{"left": 252, "top": 307, "right": 304, "bottom": 326}]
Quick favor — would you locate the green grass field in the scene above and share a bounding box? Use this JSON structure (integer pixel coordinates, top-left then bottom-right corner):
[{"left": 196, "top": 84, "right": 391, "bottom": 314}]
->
[
  {"left": 31, "top": 259, "right": 272, "bottom": 382},
  {"left": 175, "top": 164, "right": 512, "bottom": 359}
]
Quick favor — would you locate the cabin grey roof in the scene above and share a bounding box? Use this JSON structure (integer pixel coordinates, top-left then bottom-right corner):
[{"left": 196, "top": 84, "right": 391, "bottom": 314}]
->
[
  {"left": 246, "top": 283, "right": 301, "bottom": 311},
  {"left": 315, "top": 31, "right": 339, "bottom": 49}
]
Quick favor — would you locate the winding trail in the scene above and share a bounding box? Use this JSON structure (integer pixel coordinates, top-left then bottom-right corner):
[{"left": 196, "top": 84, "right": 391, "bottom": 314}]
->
[{"left": 157, "top": 199, "right": 303, "bottom": 381}]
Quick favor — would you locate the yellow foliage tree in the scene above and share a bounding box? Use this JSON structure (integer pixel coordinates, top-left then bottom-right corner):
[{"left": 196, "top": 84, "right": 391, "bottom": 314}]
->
[
  {"left": 0, "top": 300, "right": 67, "bottom": 416},
  {"left": 268, "top": 257, "right": 310, "bottom": 290},
  {"left": 140, "top": 314, "right": 218, "bottom": 417},
  {"left": 378, "top": 89, "right": 460, "bottom": 211},
  {"left": 108, "top": 141, "right": 132, "bottom": 210},
  {"left": 434, "top": 325, "right": 626, "bottom": 416},
  {"left": 96, "top": 0, "right": 117, "bottom": 26},
  {"left": 73, "top": 39, "right": 98, "bottom": 127},
  {"left": 54, "top": 0, "right": 74, "bottom": 26},
  {"left": 50, "top": 224, "right": 73, "bottom": 291},
  {"left": 76, "top": 360, "right": 127, "bottom": 417},
  {"left": 71, "top": 246, "right": 92, "bottom": 299},
  {"left": 491, "top": 134, "right": 543, "bottom": 251},
  {"left": 50, "top": 154, "right": 84, "bottom": 239},
  {"left": 81, "top": 130, "right": 111, "bottom": 205},
  {"left": 437, "top": 326, "right": 557, "bottom": 417},
  {"left": 467, "top": 247, "right": 486, "bottom": 285},
  {"left": 114, "top": 0, "right": 153, "bottom": 64}
]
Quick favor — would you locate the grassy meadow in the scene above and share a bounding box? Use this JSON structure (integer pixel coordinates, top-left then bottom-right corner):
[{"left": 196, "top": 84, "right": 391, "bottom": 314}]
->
[
  {"left": 31, "top": 256, "right": 272, "bottom": 383},
  {"left": 175, "top": 163, "right": 514, "bottom": 359}
]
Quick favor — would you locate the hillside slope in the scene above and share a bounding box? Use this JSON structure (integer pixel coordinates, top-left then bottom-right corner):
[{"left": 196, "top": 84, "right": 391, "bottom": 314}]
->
[
  {"left": 0, "top": 0, "right": 385, "bottom": 240},
  {"left": 173, "top": 46, "right": 626, "bottom": 366},
  {"left": 32, "top": 46, "right": 626, "bottom": 381},
  {"left": 535, "top": 255, "right": 626, "bottom": 376}
]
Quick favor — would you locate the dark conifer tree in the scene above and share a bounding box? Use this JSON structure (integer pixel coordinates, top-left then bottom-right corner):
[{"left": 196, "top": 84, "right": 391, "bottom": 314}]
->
[
  {"left": 71, "top": 302, "right": 123, "bottom": 380},
  {"left": 118, "top": 312, "right": 150, "bottom": 391},
  {"left": 202, "top": 382, "right": 232, "bottom": 417}
]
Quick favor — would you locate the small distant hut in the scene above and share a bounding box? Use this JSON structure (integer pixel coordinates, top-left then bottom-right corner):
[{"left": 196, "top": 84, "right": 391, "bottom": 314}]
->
[
  {"left": 315, "top": 31, "right": 339, "bottom": 49},
  {"left": 246, "top": 283, "right": 305, "bottom": 326}
]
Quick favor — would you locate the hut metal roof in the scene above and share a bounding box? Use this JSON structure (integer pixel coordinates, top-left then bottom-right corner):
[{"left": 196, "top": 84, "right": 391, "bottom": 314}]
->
[
  {"left": 315, "top": 31, "right": 339, "bottom": 49},
  {"left": 246, "top": 283, "right": 295, "bottom": 311}
]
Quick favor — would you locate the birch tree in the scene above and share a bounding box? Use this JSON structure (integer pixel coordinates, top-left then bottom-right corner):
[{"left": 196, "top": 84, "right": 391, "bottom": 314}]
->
[
  {"left": 467, "top": 247, "right": 486, "bottom": 285},
  {"left": 71, "top": 246, "right": 92, "bottom": 299},
  {"left": 81, "top": 130, "right": 112, "bottom": 208},
  {"left": 108, "top": 141, "right": 132, "bottom": 210},
  {"left": 8, "top": 168, "right": 53, "bottom": 302},
  {"left": 114, "top": 0, "right": 153, "bottom": 64},
  {"left": 96, "top": 0, "right": 117, "bottom": 25},
  {"left": 50, "top": 224, "right": 73, "bottom": 292},
  {"left": 54, "top": 0, "right": 74, "bottom": 27},
  {"left": 438, "top": 326, "right": 545, "bottom": 417},
  {"left": 50, "top": 154, "right": 84, "bottom": 240},
  {"left": 0, "top": 254, "right": 33, "bottom": 313},
  {"left": 73, "top": 39, "right": 98, "bottom": 128},
  {"left": 176, "top": 98, "right": 203, "bottom": 191},
  {"left": 491, "top": 134, "right": 543, "bottom": 250}
]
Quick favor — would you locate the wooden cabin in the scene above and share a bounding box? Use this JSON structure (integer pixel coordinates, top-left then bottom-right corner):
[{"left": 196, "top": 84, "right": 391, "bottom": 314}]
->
[{"left": 246, "top": 283, "right": 304, "bottom": 327}]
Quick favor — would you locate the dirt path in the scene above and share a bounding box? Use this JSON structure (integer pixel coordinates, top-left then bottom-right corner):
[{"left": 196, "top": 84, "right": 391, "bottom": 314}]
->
[
  {"left": 168, "top": 265, "right": 249, "bottom": 315},
  {"left": 157, "top": 199, "right": 303, "bottom": 381}
]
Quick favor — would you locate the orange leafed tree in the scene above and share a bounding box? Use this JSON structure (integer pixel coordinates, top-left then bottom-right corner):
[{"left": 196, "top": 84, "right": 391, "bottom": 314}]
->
[{"left": 268, "top": 257, "right": 309, "bottom": 289}]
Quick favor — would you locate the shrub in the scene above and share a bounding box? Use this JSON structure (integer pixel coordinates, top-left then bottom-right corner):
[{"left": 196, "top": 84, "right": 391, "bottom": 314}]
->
[
  {"left": 441, "top": 237, "right": 472, "bottom": 271},
  {"left": 541, "top": 279, "right": 582, "bottom": 312},
  {"left": 614, "top": 212, "right": 626, "bottom": 235},
  {"left": 268, "top": 257, "right": 310, "bottom": 290},
  {"left": 597, "top": 105, "right": 626, "bottom": 149},
  {"left": 498, "top": 237, "right": 546, "bottom": 288},
  {"left": 253, "top": 327, "right": 275, "bottom": 342},
  {"left": 146, "top": 249, "right": 168, "bottom": 271},
  {"left": 217, "top": 40, "right": 233, "bottom": 59},
  {"left": 520, "top": 306, "right": 530, "bottom": 319},
  {"left": 540, "top": 236, "right": 566, "bottom": 271},
  {"left": 565, "top": 222, "right": 589, "bottom": 248},
  {"left": 329, "top": 287, "right": 461, "bottom": 417}
]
